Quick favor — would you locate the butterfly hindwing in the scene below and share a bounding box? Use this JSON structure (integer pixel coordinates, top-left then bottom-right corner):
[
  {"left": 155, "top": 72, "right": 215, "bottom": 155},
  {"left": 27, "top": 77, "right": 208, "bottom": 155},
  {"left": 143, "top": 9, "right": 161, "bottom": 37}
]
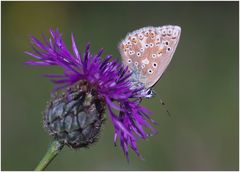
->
[{"left": 119, "top": 25, "right": 181, "bottom": 88}]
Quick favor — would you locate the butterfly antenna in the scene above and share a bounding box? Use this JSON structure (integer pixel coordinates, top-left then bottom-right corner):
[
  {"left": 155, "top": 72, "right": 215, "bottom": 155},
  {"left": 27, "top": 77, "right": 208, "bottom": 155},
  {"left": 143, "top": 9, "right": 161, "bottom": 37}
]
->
[
  {"left": 159, "top": 97, "right": 172, "bottom": 118},
  {"left": 153, "top": 90, "right": 172, "bottom": 118}
]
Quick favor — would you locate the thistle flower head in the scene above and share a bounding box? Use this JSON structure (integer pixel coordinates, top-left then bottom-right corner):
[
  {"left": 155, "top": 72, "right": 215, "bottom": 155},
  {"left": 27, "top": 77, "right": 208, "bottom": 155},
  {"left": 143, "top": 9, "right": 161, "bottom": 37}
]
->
[{"left": 25, "top": 28, "right": 157, "bottom": 160}]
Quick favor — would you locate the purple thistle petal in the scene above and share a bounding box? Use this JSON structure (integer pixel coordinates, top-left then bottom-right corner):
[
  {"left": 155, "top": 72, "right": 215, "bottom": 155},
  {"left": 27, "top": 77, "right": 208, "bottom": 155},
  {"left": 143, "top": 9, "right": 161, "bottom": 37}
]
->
[
  {"left": 114, "top": 132, "right": 118, "bottom": 146},
  {"left": 107, "top": 105, "right": 135, "bottom": 139},
  {"left": 31, "top": 36, "right": 48, "bottom": 50},
  {"left": 25, "top": 51, "right": 43, "bottom": 60},
  {"left": 97, "top": 48, "right": 104, "bottom": 57},
  {"left": 71, "top": 33, "right": 81, "bottom": 60},
  {"left": 51, "top": 79, "right": 71, "bottom": 84},
  {"left": 105, "top": 97, "right": 122, "bottom": 111},
  {"left": 42, "top": 74, "right": 67, "bottom": 79},
  {"left": 24, "top": 61, "right": 50, "bottom": 66},
  {"left": 41, "top": 33, "right": 51, "bottom": 47}
]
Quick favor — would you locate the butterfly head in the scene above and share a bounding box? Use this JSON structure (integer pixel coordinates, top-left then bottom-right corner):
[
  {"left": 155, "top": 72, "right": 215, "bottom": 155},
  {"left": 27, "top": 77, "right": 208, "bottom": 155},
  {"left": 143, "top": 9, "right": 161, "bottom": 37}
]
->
[{"left": 143, "top": 88, "right": 155, "bottom": 98}]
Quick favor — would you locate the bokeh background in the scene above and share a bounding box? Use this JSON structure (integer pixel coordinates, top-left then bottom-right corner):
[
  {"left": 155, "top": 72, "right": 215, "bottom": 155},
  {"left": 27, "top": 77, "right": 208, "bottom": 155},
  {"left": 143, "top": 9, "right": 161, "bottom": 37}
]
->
[{"left": 2, "top": 1, "right": 238, "bottom": 171}]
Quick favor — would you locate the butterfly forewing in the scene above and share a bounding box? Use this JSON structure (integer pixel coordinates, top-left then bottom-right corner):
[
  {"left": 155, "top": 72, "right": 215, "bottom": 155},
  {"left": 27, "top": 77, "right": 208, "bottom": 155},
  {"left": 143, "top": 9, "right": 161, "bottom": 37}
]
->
[{"left": 119, "top": 25, "right": 181, "bottom": 88}]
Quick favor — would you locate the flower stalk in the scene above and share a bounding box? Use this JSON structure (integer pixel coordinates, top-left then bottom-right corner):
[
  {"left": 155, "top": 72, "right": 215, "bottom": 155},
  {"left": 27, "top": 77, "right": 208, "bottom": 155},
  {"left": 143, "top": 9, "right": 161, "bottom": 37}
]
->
[{"left": 34, "top": 141, "right": 64, "bottom": 171}]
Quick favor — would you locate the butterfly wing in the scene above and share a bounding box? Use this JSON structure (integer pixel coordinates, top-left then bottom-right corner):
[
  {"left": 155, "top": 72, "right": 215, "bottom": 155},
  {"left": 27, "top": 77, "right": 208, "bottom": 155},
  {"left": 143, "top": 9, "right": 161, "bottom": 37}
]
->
[{"left": 119, "top": 25, "right": 181, "bottom": 88}]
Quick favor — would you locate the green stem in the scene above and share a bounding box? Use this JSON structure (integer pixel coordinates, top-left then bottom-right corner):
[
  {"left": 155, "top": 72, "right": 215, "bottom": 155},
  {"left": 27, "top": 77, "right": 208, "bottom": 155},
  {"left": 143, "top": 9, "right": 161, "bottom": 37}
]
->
[{"left": 34, "top": 140, "right": 64, "bottom": 171}]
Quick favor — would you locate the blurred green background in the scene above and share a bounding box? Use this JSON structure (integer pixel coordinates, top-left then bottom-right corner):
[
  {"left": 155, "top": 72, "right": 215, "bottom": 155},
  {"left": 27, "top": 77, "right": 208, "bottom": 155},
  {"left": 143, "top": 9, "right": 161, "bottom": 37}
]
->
[{"left": 2, "top": 1, "right": 238, "bottom": 171}]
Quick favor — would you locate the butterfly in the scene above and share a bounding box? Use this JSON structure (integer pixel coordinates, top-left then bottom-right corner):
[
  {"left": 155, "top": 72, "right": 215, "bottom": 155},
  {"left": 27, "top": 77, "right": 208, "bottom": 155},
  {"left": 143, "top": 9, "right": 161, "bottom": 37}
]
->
[{"left": 118, "top": 25, "right": 181, "bottom": 98}]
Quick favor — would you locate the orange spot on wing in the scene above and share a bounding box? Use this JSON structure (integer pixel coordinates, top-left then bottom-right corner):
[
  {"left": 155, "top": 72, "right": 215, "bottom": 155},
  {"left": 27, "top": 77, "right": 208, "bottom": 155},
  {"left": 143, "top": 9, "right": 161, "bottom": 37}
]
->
[{"left": 159, "top": 48, "right": 164, "bottom": 53}]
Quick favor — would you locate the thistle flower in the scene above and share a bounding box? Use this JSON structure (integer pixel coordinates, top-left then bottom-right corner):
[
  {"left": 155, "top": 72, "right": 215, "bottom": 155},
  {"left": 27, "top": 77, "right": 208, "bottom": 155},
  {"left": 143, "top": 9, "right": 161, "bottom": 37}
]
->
[{"left": 25, "top": 28, "right": 157, "bottom": 161}]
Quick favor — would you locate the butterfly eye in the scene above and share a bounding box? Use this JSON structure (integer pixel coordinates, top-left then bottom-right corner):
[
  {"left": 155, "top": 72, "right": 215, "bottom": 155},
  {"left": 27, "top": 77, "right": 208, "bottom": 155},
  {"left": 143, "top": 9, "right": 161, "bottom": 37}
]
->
[
  {"left": 135, "top": 62, "right": 138, "bottom": 66},
  {"left": 140, "top": 48, "right": 144, "bottom": 52},
  {"left": 145, "top": 44, "right": 149, "bottom": 48},
  {"left": 147, "top": 89, "right": 152, "bottom": 95},
  {"left": 148, "top": 69, "right": 153, "bottom": 74},
  {"left": 150, "top": 43, "right": 154, "bottom": 47},
  {"left": 152, "top": 62, "right": 158, "bottom": 68},
  {"left": 127, "top": 59, "right": 132, "bottom": 63},
  {"left": 167, "top": 47, "right": 171, "bottom": 52}
]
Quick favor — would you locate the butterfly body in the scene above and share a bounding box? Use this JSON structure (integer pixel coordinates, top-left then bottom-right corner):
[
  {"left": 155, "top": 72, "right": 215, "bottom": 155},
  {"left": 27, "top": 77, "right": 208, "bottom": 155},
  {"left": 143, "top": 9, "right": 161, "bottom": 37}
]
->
[{"left": 119, "top": 25, "right": 181, "bottom": 98}]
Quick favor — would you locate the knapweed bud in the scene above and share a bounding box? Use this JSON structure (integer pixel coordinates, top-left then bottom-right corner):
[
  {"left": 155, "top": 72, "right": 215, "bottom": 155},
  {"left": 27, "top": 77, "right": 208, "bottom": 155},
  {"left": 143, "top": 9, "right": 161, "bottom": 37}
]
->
[{"left": 43, "top": 80, "right": 105, "bottom": 148}]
